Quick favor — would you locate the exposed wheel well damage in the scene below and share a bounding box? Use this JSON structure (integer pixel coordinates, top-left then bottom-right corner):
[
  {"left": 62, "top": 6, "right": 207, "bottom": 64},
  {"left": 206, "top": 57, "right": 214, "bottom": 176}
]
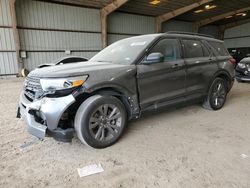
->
[
  {"left": 90, "top": 87, "right": 139, "bottom": 120},
  {"left": 70, "top": 87, "right": 139, "bottom": 121}
]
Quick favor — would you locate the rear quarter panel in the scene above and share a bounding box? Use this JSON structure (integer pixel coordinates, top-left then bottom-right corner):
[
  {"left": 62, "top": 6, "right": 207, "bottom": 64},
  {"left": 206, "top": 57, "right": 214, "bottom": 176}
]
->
[{"left": 217, "top": 56, "right": 235, "bottom": 78}]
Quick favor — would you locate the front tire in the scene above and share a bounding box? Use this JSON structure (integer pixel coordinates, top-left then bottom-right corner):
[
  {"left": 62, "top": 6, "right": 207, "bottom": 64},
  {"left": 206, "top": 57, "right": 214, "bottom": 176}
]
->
[
  {"left": 74, "top": 95, "right": 127, "bottom": 148},
  {"left": 202, "top": 78, "right": 228, "bottom": 110}
]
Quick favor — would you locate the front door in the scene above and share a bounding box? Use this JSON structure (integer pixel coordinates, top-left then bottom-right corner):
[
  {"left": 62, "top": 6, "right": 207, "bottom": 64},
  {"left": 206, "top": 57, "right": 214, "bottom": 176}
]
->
[{"left": 137, "top": 38, "right": 186, "bottom": 111}]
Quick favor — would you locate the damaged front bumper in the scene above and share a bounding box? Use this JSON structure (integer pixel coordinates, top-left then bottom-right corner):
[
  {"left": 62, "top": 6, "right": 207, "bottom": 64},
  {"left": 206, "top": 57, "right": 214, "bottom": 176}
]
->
[{"left": 17, "top": 92, "right": 76, "bottom": 141}]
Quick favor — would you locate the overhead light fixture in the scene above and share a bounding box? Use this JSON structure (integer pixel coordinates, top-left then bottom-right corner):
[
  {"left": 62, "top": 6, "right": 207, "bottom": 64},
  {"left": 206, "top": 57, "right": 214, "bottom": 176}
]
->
[
  {"left": 194, "top": 4, "right": 217, "bottom": 13},
  {"left": 205, "top": 4, "right": 217, "bottom": 10},
  {"left": 194, "top": 9, "right": 204, "bottom": 13},
  {"left": 150, "top": 0, "right": 161, "bottom": 5},
  {"left": 225, "top": 15, "right": 233, "bottom": 19},
  {"left": 225, "top": 12, "right": 247, "bottom": 19},
  {"left": 236, "top": 12, "right": 246, "bottom": 16}
]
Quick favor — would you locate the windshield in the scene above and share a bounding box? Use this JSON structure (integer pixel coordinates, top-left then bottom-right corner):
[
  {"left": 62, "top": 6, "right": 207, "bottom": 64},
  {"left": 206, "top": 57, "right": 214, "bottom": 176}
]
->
[{"left": 90, "top": 35, "right": 158, "bottom": 64}]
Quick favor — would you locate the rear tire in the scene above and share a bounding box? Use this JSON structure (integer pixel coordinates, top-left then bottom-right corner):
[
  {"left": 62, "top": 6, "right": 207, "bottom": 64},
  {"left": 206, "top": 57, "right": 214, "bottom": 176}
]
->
[
  {"left": 202, "top": 78, "right": 228, "bottom": 110},
  {"left": 236, "top": 79, "right": 245, "bottom": 83},
  {"left": 74, "top": 95, "right": 127, "bottom": 148}
]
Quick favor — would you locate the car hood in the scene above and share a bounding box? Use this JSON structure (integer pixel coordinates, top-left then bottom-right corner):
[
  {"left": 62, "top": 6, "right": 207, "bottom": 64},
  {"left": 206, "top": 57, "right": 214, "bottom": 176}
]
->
[
  {"left": 240, "top": 57, "right": 250, "bottom": 64},
  {"left": 28, "top": 61, "right": 133, "bottom": 78}
]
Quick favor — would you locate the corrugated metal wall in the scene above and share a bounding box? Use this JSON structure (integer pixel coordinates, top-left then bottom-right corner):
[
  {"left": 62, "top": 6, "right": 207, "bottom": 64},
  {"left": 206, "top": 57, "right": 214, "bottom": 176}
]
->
[
  {"left": 0, "top": 0, "right": 18, "bottom": 75},
  {"left": 199, "top": 25, "right": 219, "bottom": 39},
  {"left": 16, "top": 0, "right": 101, "bottom": 71},
  {"left": 224, "top": 22, "right": 250, "bottom": 48},
  {"left": 162, "top": 20, "right": 220, "bottom": 39},
  {"left": 108, "top": 12, "right": 155, "bottom": 45},
  {"left": 162, "top": 20, "right": 193, "bottom": 32},
  {"left": 2, "top": 0, "right": 242, "bottom": 74},
  {"left": 18, "top": 29, "right": 101, "bottom": 51},
  {"left": 15, "top": 1, "right": 157, "bottom": 70}
]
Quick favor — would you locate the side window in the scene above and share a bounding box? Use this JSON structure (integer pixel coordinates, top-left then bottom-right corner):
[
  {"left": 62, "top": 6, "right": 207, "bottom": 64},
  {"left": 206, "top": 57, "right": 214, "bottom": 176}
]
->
[
  {"left": 72, "top": 58, "right": 87, "bottom": 62},
  {"left": 61, "top": 58, "right": 75, "bottom": 64},
  {"left": 149, "top": 38, "right": 181, "bottom": 62},
  {"left": 207, "top": 41, "right": 229, "bottom": 56},
  {"left": 61, "top": 58, "right": 84, "bottom": 64},
  {"left": 182, "top": 39, "right": 204, "bottom": 58},
  {"left": 201, "top": 43, "right": 211, "bottom": 57}
]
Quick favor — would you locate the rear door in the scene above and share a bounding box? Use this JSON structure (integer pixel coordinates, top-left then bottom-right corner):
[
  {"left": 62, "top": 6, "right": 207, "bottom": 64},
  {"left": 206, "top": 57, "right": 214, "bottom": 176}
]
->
[
  {"left": 137, "top": 38, "right": 186, "bottom": 111},
  {"left": 181, "top": 38, "right": 217, "bottom": 99}
]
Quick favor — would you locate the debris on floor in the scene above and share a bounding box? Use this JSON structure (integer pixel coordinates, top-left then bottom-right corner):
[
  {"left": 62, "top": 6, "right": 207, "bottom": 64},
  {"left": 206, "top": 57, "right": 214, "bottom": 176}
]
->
[
  {"left": 77, "top": 164, "right": 104, "bottom": 178},
  {"left": 20, "top": 137, "right": 40, "bottom": 149},
  {"left": 240, "top": 154, "right": 248, "bottom": 159}
]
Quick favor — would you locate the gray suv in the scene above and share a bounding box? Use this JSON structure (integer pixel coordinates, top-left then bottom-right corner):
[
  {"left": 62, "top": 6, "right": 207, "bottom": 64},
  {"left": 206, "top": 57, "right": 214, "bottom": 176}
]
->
[{"left": 17, "top": 32, "right": 235, "bottom": 148}]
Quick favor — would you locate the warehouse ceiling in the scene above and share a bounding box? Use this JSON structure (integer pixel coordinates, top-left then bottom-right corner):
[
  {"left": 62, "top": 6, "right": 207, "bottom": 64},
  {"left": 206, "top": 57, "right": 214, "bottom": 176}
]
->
[
  {"left": 213, "top": 10, "right": 250, "bottom": 25},
  {"left": 176, "top": 0, "right": 250, "bottom": 25},
  {"left": 45, "top": 0, "right": 250, "bottom": 26},
  {"left": 118, "top": 0, "right": 199, "bottom": 16}
]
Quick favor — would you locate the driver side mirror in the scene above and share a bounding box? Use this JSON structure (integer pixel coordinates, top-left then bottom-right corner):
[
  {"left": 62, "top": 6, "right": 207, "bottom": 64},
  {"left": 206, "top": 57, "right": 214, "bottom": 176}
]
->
[{"left": 143, "top": 52, "right": 164, "bottom": 65}]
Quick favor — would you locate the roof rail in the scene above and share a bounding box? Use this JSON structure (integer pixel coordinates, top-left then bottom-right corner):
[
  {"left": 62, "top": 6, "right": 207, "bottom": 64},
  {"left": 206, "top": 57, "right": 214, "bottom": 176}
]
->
[{"left": 166, "top": 31, "right": 214, "bottom": 38}]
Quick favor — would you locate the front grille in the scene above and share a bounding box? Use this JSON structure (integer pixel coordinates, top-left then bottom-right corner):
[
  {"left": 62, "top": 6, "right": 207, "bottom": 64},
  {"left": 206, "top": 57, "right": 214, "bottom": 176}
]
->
[{"left": 24, "top": 76, "right": 44, "bottom": 101}]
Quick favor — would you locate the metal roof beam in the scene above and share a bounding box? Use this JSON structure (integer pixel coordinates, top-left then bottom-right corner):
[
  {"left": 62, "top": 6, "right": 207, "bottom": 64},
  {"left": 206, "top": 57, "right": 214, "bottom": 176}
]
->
[
  {"left": 101, "top": 0, "right": 129, "bottom": 15},
  {"left": 156, "top": 0, "right": 212, "bottom": 33},
  {"left": 195, "top": 6, "right": 250, "bottom": 28},
  {"left": 9, "top": 0, "right": 23, "bottom": 74},
  {"left": 100, "top": 0, "right": 129, "bottom": 48}
]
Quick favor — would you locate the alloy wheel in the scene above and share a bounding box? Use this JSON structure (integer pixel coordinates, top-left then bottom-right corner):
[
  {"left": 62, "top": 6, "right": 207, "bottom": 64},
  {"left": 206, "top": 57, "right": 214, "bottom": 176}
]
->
[
  {"left": 211, "top": 82, "right": 226, "bottom": 108},
  {"left": 89, "top": 104, "right": 122, "bottom": 142}
]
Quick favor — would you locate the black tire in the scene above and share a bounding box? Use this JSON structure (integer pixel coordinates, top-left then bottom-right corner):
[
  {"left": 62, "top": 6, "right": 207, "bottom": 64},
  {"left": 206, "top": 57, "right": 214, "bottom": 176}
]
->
[
  {"left": 202, "top": 78, "right": 228, "bottom": 110},
  {"left": 236, "top": 79, "right": 245, "bottom": 83},
  {"left": 74, "top": 95, "right": 127, "bottom": 148}
]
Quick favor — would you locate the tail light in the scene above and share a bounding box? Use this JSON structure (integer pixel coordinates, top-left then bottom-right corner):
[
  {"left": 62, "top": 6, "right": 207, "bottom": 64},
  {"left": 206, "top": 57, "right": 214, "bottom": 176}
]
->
[{"left": 228, "top": 57, "right": 236, "bottom": 67}]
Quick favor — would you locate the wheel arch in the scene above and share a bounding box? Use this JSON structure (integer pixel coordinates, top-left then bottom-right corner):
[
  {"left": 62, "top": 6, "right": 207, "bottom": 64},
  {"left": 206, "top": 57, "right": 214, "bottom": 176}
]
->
[
  {"left": 75, "top": 84, "right": 140, "bottom": 120},
  {"left": 209, "top": 70, "right": 233, "bottom": 92},
  {"left": 92, "top": 87, "right": 138, "bottom": 120}
]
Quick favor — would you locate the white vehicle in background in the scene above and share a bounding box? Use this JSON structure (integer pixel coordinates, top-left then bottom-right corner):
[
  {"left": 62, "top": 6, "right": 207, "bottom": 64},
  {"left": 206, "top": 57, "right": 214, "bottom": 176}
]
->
[
  {"left": 37, "top": 56, "right": 88, "bottom": 68},
  {"left": 21, "top": 56, "right": 89, "bottom": 77}
]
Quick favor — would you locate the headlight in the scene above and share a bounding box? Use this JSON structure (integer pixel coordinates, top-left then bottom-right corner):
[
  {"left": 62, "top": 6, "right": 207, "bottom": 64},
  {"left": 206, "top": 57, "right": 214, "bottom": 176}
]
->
[
  {"left": 40, "top": 75, "right": 88, "bottom": 91},
  {"left": 237, "top": 63, "right": 246, "bottom": 69}
]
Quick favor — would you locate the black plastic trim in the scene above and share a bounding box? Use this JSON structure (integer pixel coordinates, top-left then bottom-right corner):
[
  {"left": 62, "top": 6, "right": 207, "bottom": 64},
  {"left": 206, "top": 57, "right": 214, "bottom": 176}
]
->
[{"left": 47, "top": 128, "right": 75, "bottom": 142}]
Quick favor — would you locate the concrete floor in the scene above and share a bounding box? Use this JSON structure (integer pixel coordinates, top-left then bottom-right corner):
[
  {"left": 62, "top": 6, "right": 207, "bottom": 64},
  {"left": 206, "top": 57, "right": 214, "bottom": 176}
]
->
[{"left": 0, "top": 78, "right": 250, "bottom": 188}]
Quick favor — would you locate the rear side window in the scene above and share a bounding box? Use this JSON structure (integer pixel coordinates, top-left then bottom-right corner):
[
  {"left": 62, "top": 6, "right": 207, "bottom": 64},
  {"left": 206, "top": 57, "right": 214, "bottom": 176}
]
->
[
  {"left": 202, "top": 43, "right": 210, "bottom": 57},
  {"left": 182, "top": 39, "right": 204, "bottom": 58},
  {"left": 207, "top": 41, "right": 229, "bottom": 56},
  {"left": 61, "top": 58, "right": 86, "bottom": 64}
]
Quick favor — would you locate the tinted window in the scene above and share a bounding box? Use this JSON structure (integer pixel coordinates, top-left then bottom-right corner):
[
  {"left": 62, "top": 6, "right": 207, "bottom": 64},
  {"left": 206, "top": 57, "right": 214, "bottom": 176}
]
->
[
  {"left": 149, "top": 38, "right": 181, "bottom": 62},
  {"left": 202, "top": 43, "right": 210, "bottom": 57},
  {"left": 73, "top": 58, "right": 87, "bottom": 62},
  {"left": 61, "top": 57, "right": 86, "bottom": 64},
  {"left": 183, "top": 39, "right": 204, "bottom": 58},
  {"left": 208, "top": 41, "right": 229, "bottom": 56}
]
